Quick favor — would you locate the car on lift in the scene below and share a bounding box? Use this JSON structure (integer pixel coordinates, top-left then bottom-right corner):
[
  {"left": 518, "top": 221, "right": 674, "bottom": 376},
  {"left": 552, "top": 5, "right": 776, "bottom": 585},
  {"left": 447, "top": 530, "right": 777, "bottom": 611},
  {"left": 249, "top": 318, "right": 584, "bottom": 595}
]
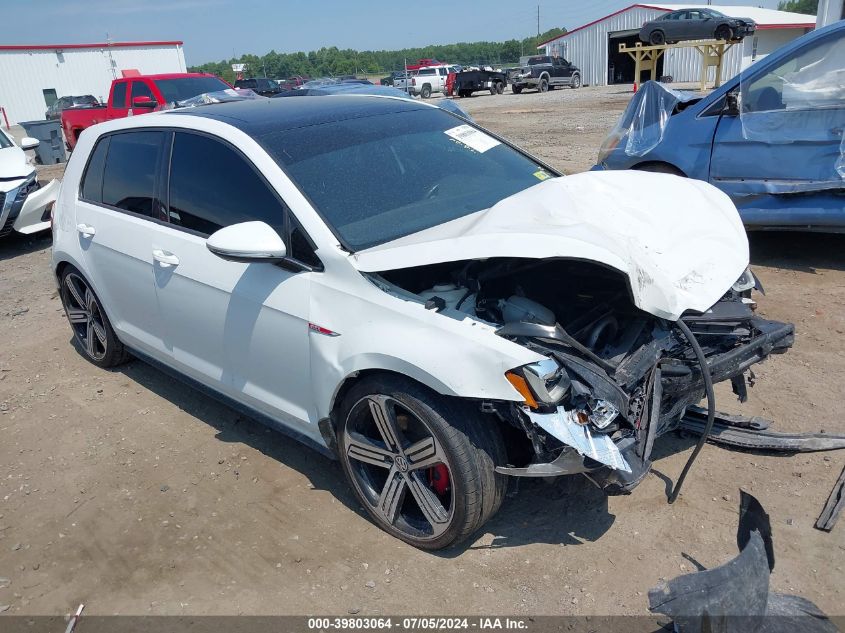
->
[
  {"left": 639, "top": 8, "right": 756, "bottom": 46},
  {"left": 597, "top": 20, "right": 845, "bottom": 231},
  {"left": 52, "top": 95, "right": 792, "bottom": 550}
]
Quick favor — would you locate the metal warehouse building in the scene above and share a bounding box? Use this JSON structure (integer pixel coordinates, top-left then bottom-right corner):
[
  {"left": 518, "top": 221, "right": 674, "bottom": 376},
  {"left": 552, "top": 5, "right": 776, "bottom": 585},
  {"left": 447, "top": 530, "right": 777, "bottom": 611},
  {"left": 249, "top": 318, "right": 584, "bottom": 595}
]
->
[
  {"left": 0, "top": 41, "right": 187, "bottom": 125},
  {"left": 538, "top": 4, "right": 816, "bottom": 87}
]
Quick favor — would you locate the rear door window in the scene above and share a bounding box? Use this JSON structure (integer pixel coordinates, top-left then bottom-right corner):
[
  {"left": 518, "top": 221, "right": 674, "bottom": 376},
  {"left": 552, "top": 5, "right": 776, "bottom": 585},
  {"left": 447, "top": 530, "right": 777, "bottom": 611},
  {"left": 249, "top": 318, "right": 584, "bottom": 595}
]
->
[
  {"left": 80, "top": 136, "right": 110, "bottom": 203},
  {"left": 101, "top": 131, "right": 167, "bottom": 216}
]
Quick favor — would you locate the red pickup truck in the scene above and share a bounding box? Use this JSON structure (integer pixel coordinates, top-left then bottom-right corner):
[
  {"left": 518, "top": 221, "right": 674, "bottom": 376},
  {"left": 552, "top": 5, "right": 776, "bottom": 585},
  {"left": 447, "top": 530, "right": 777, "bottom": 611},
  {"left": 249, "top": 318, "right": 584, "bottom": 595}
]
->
[{"left": 61, "top": 73, "right": 230, "bottom": 150}]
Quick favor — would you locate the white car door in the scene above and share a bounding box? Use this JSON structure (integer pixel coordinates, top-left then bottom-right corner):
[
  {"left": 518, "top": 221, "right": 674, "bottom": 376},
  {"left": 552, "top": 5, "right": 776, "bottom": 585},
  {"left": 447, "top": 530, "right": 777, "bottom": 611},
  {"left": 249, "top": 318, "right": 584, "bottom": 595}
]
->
[
  {"left": 150, "top": 131, "right": 318, "bottom": 433},
  {"left": 74, "top": 130, "right": 169, "bottom": 356}
]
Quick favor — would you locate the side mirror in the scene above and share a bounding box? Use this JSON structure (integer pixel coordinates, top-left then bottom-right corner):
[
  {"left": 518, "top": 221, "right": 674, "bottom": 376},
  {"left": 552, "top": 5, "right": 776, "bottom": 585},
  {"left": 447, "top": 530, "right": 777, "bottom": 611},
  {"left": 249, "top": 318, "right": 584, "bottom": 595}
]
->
[
  {"left": 206, "top": 221, "right": 287, "bottom": 263},
  {"left": 132, "top": 96, "right": 157, "bottom": 109},
  {"left": 725, "top": 91, "right": 741, "bottom": 116},
  {"left": 20, "top": 137, "right": 40, "bottom": 150}
]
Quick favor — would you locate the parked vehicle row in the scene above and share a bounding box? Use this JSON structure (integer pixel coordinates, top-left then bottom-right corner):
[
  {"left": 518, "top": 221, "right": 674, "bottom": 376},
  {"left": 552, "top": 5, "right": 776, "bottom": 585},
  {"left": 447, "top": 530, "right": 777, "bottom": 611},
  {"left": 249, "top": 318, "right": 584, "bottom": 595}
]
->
[
  {"left": 52, "top": 94, "right": 792, "bottom": 550},
  {"left": 234, "top": 77, "right": 283, "bottom": 96},
  {"left": 0, "top": 128, "right": 59, "bottom": 238}
]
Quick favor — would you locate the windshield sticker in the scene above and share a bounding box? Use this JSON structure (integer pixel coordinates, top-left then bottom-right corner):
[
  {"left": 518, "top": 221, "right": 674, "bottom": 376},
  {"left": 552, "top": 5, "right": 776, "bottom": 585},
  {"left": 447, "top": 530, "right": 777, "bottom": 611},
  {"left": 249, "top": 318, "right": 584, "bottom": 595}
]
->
[
  {"left": 444, "top": 125, "right": 501, "bottom": 153},
  {"left": 533, "top": 170, "right": 551, "bottom": 181}
]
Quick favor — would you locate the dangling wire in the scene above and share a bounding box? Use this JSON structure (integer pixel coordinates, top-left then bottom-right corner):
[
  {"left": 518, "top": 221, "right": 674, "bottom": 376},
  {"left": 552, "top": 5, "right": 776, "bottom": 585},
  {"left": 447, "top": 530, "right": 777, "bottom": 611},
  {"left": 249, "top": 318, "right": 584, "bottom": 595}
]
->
[{"left": 668, "top": 318, "right": 715, "bottom": 504}]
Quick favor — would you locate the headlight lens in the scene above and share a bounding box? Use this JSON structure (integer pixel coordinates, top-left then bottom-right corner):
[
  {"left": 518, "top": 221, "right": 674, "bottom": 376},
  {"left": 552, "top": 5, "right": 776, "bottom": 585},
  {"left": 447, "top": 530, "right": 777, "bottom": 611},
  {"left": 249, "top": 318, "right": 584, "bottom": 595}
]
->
[
  {"left": 507, "top": 358, "right": 570, "bottom": 407},
  {"left": 732, "top": 267, "right": 756, "bottom": 293}
]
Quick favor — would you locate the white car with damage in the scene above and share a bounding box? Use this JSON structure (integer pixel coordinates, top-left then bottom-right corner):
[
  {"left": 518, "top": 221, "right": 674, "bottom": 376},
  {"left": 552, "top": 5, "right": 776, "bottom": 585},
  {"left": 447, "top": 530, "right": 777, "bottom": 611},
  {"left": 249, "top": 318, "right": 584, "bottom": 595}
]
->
[
  {"left": 0, "top": 128, "right": 59, "bottom": 237},
  {"left": 51, "top": 95, "right": 794, "bottom": 549}
]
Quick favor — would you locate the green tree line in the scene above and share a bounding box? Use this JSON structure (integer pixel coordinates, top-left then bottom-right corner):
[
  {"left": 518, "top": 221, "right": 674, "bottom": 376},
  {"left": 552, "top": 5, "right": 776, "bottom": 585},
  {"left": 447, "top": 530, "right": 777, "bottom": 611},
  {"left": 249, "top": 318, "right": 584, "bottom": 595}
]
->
[
  {"left": 776, "top": 0, "right": 818, "bottom": 13},
  {"left": 188, "top": 28, "right": 566, "bottom": 82}
]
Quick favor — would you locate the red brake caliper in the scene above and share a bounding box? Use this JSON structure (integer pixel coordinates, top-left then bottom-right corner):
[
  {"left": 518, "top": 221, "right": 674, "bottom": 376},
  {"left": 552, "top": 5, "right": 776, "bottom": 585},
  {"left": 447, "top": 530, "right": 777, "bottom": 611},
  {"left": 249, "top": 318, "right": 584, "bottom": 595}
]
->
[{"left": 428, "top": 464, "right": 451, "bottom": 496}]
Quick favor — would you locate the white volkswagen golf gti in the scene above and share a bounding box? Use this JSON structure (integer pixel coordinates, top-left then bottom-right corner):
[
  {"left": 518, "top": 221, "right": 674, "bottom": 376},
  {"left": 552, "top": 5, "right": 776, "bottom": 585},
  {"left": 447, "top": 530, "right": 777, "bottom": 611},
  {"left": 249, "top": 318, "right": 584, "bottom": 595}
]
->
[{"left": 52, "top": 96, "right": 793, "bottom": 549}]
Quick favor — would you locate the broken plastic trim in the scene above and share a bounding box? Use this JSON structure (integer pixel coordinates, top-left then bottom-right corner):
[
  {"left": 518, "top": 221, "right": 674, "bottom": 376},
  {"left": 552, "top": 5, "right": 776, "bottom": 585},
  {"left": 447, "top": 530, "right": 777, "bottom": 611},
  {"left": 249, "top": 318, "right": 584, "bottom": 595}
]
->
[{"left": 526, "top": 406, "right": 632, "bottom": 473}]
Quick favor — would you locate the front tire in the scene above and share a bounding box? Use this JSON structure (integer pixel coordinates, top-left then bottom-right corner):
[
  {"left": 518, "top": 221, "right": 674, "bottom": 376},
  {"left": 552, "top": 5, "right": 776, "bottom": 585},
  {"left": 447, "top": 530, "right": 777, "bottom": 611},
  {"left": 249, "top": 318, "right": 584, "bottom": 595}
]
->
[
  {"left": 571, "top": 73, "right": 581, "bottom": 89},
  {"left": 650, "top": 30, "right": 665, "bottom": 45},
  {"left": 337, "top": 376, "right": 507, "bottom": 550},
  {"left": 715, "top": 25, "right": 733, "bottom": 41},
  {"left": 539, "top": 77, "right": 549, "bottom": 93},
  {"left": 59, "top": 267, "right": 130, "bottom": 368},
  {"left": 512, "top": 84, "right": 523, "bottom": 94}
]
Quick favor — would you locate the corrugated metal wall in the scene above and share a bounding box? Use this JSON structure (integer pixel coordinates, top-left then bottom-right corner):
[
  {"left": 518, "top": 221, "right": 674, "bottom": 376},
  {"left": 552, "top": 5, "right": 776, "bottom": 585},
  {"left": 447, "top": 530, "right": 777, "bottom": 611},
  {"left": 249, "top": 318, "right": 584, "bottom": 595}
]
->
[
  {"left": 0, "top": 45, "right": 186, "bottom": 124},
  {"left": 544, "top": 7, "right": 668, "bottom": 86},
  {"left": 543, "top": 7, "right": 801, "bottom": 87}
]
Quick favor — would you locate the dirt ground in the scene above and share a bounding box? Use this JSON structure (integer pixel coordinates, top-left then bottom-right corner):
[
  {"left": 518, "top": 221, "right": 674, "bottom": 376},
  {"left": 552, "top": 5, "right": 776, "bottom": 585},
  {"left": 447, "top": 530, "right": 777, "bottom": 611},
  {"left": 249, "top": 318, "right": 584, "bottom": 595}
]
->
[{"left": 1, "top": 86, "right": 843, "bottom": 618}]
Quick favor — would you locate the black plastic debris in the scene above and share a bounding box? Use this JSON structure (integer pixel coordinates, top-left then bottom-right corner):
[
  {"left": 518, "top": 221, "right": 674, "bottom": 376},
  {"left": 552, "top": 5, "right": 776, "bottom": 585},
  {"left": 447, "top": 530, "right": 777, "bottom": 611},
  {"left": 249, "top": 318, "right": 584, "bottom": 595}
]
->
[
  {"left": 648, "top": 491, "right": 837, "bottom": 633},
  {"left": 815, "top": 465, "right": 844, "bottom": 532},
  {"left": 680, "top": 407, "right": 845, "bottom": 453}
]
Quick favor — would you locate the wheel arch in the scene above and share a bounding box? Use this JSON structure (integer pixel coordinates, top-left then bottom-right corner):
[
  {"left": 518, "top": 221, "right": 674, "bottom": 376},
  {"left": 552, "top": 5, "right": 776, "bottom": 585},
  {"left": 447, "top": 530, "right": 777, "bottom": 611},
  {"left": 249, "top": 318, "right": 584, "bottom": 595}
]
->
[
  {"left": 631, "top": 160, "right": 687, "bottom": 177},
  {"left": 319, "top": 367, "right": 463, "bottom": 457}
]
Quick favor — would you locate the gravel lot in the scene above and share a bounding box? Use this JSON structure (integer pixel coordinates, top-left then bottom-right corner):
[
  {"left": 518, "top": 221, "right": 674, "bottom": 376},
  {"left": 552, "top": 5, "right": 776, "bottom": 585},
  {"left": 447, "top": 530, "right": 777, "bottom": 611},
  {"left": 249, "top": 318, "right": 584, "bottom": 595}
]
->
[{"left": 1, "top": 86, "right": 843, "bottom": 617}]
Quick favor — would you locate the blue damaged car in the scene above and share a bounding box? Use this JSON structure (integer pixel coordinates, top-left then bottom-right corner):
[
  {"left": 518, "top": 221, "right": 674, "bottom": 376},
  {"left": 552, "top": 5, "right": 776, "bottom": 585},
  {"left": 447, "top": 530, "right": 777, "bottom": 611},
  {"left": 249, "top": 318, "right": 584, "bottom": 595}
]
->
[{"left": 595, "top": 20, "right": 845, "bottom": 231}]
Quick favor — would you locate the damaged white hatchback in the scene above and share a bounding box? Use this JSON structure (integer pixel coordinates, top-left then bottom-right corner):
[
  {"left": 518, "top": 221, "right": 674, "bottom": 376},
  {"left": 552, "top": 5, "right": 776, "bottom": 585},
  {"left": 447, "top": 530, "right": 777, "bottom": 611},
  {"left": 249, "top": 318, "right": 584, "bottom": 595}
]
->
[{"left": 52, "top": 96, "right": 794, "bottom": 549}]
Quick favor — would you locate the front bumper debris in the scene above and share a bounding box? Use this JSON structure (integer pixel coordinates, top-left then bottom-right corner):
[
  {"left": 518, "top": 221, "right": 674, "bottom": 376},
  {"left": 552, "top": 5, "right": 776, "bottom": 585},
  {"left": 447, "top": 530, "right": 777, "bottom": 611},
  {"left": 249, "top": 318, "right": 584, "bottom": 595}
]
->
[{"left": 527, "top": 406, "right": 631, "bottom": 472}]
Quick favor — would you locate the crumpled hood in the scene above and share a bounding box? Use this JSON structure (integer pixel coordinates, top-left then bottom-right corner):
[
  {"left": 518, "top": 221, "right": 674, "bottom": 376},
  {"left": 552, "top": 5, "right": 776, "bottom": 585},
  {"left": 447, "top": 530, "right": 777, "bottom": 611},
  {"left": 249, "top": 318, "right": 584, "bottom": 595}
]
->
[
  {"left": 0, "top": 146, "right": 32, "bottom": 184},
  {"left": 353, "top": 171, "right": 749, "bottom": 321}
]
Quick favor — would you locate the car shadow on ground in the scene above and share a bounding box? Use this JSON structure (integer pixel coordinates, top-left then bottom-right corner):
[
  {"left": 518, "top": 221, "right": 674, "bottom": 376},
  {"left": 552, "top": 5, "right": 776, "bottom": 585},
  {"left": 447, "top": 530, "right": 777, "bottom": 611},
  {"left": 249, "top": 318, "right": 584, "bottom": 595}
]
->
[
  {"left": 0, "top": 231, "right": 51, "bottom": 262},
  {"left": 749, "top": 231, "right": 845, "bottom": 274},
  {"left": 112, "top": 356, "right": 360, "bottom": 507}
]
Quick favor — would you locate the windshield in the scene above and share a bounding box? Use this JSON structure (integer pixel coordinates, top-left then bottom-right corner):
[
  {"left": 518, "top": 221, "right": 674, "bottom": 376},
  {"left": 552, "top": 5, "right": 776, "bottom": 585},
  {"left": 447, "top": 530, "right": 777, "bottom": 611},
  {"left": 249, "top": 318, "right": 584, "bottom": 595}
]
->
[
  {"left": 259, "top": 108, "right": 551, "bottom": 250},
  {"left": 156, "top": 77, "right": 230, "bottom": 104}
]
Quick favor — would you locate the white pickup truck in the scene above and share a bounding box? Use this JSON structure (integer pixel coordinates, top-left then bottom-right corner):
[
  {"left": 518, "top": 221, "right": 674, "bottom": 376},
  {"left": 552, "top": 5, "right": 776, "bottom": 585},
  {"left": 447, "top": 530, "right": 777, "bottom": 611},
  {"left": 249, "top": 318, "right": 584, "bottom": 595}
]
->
[{"left": 409, "top": 65, "right": 458, "bottom": 98}]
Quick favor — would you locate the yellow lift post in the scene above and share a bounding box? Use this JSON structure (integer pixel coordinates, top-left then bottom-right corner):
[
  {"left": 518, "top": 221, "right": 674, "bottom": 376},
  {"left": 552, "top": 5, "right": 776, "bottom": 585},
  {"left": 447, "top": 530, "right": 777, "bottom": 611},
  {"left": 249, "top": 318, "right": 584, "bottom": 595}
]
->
[{"left": 618, "top": 39, "right": 737, "bottom": 91}]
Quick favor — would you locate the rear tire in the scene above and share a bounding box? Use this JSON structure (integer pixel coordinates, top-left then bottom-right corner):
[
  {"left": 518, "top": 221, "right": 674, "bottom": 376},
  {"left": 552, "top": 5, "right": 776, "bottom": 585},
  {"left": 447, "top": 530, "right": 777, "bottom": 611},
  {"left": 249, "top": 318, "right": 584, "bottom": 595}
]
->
[
  {"left": 337, "top": 375, "right": 507, "bottom": 550},
  {"left": 420, "top": 84, "right": 432, "bottom": 99},
  {"left": 59, "top": 266, "right": 131, "bottom": 368},
  {"left": 495, "top": 81, "right": 504, "bottom": 94},
  {"left": 512, "top": 84, "right": 523, "bottom": 94}
]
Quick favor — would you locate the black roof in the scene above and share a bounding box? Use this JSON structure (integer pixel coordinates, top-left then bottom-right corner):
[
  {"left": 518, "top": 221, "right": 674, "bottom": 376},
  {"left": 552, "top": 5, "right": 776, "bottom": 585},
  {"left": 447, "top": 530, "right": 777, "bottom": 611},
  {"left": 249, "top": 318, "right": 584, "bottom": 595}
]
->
[{"left": 168, "top": 95, "right": 429, "bottom": 137}]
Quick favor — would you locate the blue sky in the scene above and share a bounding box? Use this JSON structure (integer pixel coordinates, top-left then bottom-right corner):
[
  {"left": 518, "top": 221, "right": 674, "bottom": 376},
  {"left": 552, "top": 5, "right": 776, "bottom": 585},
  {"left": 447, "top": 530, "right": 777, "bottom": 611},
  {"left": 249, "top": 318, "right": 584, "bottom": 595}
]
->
[{"left": 5, "top": 0, "right": 782, "bottom": 65}]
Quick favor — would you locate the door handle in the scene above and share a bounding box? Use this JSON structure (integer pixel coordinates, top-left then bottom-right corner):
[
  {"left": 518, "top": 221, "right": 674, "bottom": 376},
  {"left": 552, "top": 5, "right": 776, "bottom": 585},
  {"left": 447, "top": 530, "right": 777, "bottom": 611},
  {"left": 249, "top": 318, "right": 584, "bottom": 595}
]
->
[
  {"left": 152, "top": 249, "right": 180, "bottom": 267},
  {"left": 76, "top": 223, "right": 96, "bottom": 237}
]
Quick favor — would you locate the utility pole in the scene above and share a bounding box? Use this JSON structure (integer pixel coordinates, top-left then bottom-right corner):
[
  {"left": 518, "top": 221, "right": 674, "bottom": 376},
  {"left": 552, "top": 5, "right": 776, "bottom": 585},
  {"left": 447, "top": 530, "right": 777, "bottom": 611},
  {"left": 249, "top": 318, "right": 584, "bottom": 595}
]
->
[{"left": 537, "top": 5, "right": 540, "bottom": 37}]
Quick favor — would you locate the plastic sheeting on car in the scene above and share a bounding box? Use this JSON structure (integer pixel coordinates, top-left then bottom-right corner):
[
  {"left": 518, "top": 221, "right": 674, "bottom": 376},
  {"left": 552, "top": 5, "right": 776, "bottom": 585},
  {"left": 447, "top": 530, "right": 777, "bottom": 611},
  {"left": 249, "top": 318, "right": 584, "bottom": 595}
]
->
[
  {"left": 599, "top": 81, "right": 700, "bottom": 158},
  {"left": 171, "top": 88, "right": 266, "bottom": 108},
  {"left": 738, "top": 29, "right": 844, "bottom": 183}
]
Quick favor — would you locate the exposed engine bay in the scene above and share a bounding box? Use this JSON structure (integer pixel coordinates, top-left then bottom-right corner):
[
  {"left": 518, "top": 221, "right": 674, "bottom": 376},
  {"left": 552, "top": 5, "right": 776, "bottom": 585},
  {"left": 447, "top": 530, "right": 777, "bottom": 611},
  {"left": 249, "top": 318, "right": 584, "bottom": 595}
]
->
[{"left": 376, "top": 257, "right": 795, "bottom": 494}]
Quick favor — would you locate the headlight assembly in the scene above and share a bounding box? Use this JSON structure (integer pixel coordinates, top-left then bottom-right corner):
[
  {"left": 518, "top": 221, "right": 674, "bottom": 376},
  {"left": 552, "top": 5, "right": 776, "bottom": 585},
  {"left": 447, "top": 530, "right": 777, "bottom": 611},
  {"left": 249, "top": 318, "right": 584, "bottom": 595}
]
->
[{"left": 506, "top": 358, "right": 570, "bottom": 408}]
